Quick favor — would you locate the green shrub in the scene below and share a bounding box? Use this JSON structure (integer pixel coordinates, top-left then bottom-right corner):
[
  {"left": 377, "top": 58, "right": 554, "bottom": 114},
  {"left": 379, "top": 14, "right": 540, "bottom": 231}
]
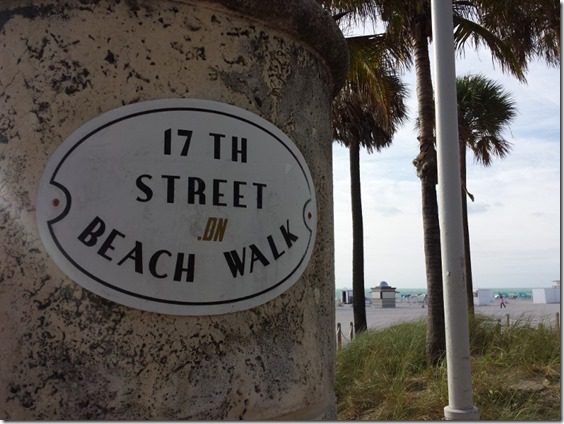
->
[{"left": 336, "top": 317, "right": 560, "bottom": 420}]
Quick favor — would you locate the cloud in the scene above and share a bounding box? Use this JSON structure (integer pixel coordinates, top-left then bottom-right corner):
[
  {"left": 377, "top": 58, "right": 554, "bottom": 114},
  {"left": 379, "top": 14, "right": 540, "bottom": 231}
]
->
[
  {"left": 375, "top": 206, "right": 402, "bottom": 216},
  {"left": 467, "top": 202, "right": 491, "bottom": 214},
  {"left": 332, "top": 49, "right": 560, "bottom": 289}
]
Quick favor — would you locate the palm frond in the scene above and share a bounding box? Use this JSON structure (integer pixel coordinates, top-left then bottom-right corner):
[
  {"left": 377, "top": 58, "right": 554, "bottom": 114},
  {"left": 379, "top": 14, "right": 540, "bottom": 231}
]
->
[
  {"left": 453, "top": 15, "right": 526, "bottom": 81},
  {"left": 347, "top": 33, "right": 412, "bottom": 74},
  {"left": 333, "top": 71, "right": 408, "bottom": 153},
  {"left": 471, "top": 0, "right": 560, "bottom": 67},
  {"left": 456, "top": 74, "right": 517, "bottom": 166},
  {"left": 318, "top": 0, "right": 380, "bottom": 27}
]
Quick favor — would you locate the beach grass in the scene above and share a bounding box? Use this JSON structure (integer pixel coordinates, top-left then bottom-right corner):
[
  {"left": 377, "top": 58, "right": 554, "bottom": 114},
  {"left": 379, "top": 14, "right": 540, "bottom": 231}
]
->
[{"left": 335, "top": 314, "right": 561, "bottom": 420}]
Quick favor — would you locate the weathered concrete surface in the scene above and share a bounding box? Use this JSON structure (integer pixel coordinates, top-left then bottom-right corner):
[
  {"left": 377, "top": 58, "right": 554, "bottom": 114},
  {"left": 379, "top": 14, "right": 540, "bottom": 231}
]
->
[{"left": 0, "top": 0, "right": 346, "bottom": 419}]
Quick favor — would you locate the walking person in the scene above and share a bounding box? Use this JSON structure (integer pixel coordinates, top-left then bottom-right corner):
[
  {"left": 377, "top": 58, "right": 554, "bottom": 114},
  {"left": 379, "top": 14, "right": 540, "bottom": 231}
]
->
[{"left": 499, "top": 293, "right": 507, "bottom": 309}]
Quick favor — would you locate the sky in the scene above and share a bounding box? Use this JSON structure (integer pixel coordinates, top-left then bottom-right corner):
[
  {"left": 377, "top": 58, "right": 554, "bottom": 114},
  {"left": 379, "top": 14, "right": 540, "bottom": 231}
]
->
[{"left": 333, "top": 26, "right": 560, "bottom": 290}]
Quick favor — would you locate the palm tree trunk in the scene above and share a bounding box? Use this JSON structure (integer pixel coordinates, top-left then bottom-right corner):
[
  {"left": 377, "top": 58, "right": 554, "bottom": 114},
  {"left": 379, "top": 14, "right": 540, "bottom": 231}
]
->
[
  {"left": 460, "top": 142, "right": 474, "bottom": 315},
  {"left": 412, "top": 16, "right": 445, "bottom": 366},
  {"left": 349, "top": 139, "right": 367, "bottom": 333}
]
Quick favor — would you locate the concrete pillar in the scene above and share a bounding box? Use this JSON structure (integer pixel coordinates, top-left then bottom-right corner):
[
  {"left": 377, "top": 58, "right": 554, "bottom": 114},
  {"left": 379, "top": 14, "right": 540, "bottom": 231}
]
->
[{"left": 0, "top": 0, "right": 347, "bottom": 419}]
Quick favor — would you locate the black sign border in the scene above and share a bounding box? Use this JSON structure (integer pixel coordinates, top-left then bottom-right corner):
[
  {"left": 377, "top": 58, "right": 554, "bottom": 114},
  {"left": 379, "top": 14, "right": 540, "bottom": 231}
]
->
[{"left": 45, "top": 105, "right": 315, "bottom": 307}]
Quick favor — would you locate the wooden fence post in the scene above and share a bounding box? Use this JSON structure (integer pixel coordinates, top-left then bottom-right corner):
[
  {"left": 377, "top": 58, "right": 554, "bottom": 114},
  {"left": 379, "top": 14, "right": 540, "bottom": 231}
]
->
[{"left": 337, "top": 323, "right": 342, "bottom": 351}]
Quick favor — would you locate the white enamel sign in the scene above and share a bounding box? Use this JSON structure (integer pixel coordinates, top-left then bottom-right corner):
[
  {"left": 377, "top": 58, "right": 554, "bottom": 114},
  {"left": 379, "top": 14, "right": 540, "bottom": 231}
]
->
[{"left": 36, "top": 99, "right": 317, "bottom": 315}]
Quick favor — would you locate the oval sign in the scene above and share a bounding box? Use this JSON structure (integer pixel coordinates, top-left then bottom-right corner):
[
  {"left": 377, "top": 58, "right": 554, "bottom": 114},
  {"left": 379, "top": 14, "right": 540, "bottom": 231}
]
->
[{"left": 36, "top": 99, "right": 317, "bottom": 315}]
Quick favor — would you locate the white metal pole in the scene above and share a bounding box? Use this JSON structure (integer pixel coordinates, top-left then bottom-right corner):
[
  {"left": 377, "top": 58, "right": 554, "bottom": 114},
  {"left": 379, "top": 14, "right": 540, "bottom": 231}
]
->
[{"left": 430, "top": 0, "right": 479, "bottom": 420}]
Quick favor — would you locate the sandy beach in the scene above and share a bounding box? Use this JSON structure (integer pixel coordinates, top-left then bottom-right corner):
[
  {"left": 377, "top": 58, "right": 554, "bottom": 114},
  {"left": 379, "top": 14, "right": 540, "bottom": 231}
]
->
[{"left": 336, "top": 298, "right": 561, "bottom": 335}]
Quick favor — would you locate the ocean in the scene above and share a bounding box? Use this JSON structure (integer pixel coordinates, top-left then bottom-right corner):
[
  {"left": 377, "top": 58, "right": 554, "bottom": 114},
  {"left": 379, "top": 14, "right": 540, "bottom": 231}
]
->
[{"left": 336, "top": 287, "right": 534, "bottom": 301}]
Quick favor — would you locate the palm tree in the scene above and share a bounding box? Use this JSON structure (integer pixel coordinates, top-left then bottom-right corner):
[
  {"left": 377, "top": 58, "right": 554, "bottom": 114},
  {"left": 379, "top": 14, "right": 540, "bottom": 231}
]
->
[
  {"left": 332, "top": 35, "right": 408, "bottom": 333},
  {"left": 456, "top": 74, "right": 517, "bottom": 314},
  {"left": 323, "top": 0, "right": 558, "bottom": 365},
  {"left": 333, "top": 0, "right": 523, "bottom": 365}
]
